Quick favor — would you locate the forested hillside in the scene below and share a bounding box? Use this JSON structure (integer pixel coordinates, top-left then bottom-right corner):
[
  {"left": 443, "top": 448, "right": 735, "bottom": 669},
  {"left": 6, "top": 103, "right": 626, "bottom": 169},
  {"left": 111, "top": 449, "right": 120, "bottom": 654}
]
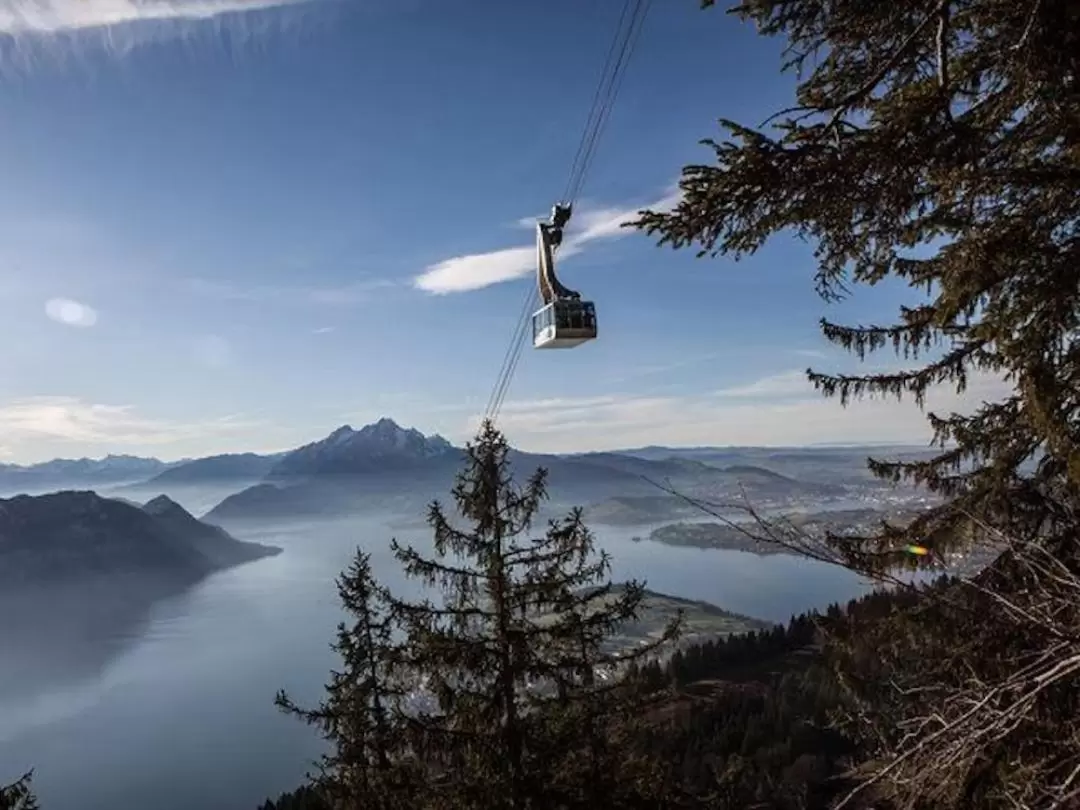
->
[{"left": 259, "top": 581, "right": 943, "bottom": 810}]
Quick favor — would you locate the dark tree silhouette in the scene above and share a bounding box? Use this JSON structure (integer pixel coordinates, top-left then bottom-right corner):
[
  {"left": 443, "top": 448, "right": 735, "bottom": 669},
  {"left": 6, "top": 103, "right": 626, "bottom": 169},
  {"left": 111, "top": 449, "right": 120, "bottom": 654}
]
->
[
  {"left": 0, "top": 773, "right": 39, "bottom": 810},
  {"left": 633, "top": 0, "right": 1080, "bottom": 806},
  {"left": 635, "top": 0, "right": 1079, "bottom": 571},
  {"left": 275, "top": 551, "right": 415, "bottom": 810},
  {"left": 277, "top": 421, "right": 681, "bottom": 810},
  {"left": 385, "top": 420, "right": 681, "bottom": 809}
]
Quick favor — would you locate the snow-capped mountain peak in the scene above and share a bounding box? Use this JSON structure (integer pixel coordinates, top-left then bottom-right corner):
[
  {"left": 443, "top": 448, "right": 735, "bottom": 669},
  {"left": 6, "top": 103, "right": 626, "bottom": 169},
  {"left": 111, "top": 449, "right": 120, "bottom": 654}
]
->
[
  {"left": 267, "top": 418, "right": 457, "bottom": 478},
  {"left": 326, "top": 424, "right": 357, "bottom": 445}
]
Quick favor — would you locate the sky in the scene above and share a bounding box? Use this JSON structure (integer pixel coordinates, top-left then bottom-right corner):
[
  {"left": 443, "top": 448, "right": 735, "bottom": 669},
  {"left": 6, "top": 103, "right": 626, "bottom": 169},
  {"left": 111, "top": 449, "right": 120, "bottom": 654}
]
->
[{"left": 0, "top": 0, "right": 1010, "bottom": 463}]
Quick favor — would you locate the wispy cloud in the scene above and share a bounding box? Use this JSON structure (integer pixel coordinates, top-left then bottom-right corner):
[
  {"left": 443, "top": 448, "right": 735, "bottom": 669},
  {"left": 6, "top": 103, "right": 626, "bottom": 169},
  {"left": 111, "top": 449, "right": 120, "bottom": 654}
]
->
[
  {"left": 44, "top": 297, "right": 97, "bottom": 327},
  {"left": 0, "top": 0, "right": 314, "bottom": 34},
  {"left": 312, "top": 326, "right": 334, "bottom": 335},
  {"left": 413, "top": 246, "right": 536, "bottom": 296},
  {"left": 413, "top": 188, "right": 680, "bottom": 295},
  {"left": 0, "top": 395, "right": 266, "bottom": 447},
  {"left": 461, "top": 370, "right": 1014, "bottom": 453},
  {"left": 514, "top": 214, "right": 545, "bottom": 229},
  {"left": 183, "top": 277, "right": 393, "bottom": 306},
  {"left": 712, "top": 369, "right": 813, "bottom": 399},
  {"left": 498, "top": 395, "right": 624, "bottom": 417}
]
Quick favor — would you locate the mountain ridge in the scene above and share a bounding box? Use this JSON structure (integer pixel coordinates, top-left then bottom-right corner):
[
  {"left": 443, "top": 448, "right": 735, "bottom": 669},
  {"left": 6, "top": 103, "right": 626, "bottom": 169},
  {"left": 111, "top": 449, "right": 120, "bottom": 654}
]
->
[
  {"left": 0, "top": 490, "right": 280, "bottom": 586},
  {"left": 0, "top": 455, "right": 180, "bottom": 493},
  {"left": 0, "top": 418, "right": 895, "bottom": 525},
  {"left": 201, "top": 421, "right": 849, "bottom": 525},
  {"left": 0, "top": 420, "right": 941, "bottom": 480},
  {"left": 266, "top": 418, "right": 457, "bottom": 479},
  {"left": 144, "top": 452, "right": 287, "bottom": 485}
]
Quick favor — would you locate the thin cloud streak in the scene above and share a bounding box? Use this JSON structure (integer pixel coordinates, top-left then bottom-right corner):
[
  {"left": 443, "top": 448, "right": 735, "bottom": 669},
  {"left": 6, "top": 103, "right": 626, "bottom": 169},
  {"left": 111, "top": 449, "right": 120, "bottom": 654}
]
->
[
  {"left": 0, "top": 0, "right": 316, "bottom": 34},
  {"left": 712, "top": 369, "right": 813, "bottom": 399},
  {"left": 0, "top": 396, "right": 266, "bottom": 446},
  {"left": 0, "top": 395, "right": 351, "bottom": 464},
  {"left": 459, "top": 369, "right": 1014, "bottom": 453},
  {"left": 413, "top": 188, "right": 680, "bottom": 295}
]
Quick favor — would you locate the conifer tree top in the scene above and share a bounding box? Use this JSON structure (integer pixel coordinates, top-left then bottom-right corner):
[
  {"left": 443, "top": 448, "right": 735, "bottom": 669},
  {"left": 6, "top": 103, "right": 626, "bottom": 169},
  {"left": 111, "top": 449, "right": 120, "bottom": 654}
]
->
[{"left": 634, "top": 0, "right": 1079, "bottom": 569}]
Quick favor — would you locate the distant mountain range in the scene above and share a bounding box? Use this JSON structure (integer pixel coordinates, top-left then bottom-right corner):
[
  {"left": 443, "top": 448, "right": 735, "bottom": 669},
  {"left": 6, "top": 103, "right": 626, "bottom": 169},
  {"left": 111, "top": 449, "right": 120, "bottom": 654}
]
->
[
  {"left": 0, "top": 455, "right": 179, "bottom": 493},
  {"left": 201, "top": 421, "right": 853, "bottom": 525},
  {"left": 0, "top": 490, "right": 279, "bottom": 586},
  {"left": 0, "top": 417, "right": 931, "bottom": 525},
  {"left": 144, "top": 452, "right": 287, "bottom": 485},
  {"left": 615, "top": 445, "right": 944, "bottom": 488}
]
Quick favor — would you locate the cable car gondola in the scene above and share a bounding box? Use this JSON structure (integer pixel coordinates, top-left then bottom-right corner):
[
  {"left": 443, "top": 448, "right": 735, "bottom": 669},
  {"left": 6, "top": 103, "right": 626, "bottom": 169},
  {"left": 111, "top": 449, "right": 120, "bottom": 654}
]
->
[{"left": 532, "top": 203, "right": 598, "bottom": 349}]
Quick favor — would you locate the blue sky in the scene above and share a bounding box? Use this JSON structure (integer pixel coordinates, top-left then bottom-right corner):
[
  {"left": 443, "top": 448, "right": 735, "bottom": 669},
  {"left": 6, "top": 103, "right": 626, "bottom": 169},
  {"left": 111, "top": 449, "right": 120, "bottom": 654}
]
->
[{"left": 0, "top": 0, "right": 1004, "bottom": 463}]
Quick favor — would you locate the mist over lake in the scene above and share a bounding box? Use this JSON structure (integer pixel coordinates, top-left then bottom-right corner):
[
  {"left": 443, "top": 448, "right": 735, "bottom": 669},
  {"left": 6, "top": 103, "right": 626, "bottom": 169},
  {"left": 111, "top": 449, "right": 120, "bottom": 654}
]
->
[
  {"left": 0, "top": 506, "right": 874, "bottom": 810},
  {"left": 0, "top": 432, "right": 936, "bottom": 810}
]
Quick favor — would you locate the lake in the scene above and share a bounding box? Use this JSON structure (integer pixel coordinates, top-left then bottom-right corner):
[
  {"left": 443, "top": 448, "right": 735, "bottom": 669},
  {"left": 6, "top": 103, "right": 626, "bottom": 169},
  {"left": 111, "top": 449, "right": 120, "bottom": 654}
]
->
[{"left": 0, "top": 513, "right": 878, "bottom": 810}]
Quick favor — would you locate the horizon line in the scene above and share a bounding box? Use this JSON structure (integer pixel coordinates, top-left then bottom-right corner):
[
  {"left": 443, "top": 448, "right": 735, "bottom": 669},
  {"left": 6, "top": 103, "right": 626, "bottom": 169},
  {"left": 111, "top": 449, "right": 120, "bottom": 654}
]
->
[{"left": 1, "top": 436, "right": 937, "bottom": 469}]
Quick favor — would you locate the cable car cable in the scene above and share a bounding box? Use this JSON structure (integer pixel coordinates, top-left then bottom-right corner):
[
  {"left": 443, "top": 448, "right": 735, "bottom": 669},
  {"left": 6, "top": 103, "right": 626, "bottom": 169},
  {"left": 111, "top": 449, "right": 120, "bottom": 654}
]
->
[
  {"left": 486, "top": 288, "right": 534, "bottom": 421},
  {"left": 490, "top": 0, "right": 635, "bottom": 420},
  {"left": 566, "top": 0, "right": 651, "bottom": 203},
  {"left": 561, "top": 0, "right": 636, "bottom": 205},
  {"left": 484, "top": 0, "right": 652, "bottom": 426},
  {"left": 484, "top": 284, "right": 536, "bottom": 420},
  {"left": 487, "top": 0, "right": 649, "bottom": 424}
]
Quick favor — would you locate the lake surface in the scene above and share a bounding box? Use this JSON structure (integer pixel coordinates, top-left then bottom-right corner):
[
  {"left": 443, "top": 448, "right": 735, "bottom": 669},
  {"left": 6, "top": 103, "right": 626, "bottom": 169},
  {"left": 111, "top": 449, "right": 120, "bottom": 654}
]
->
[{"left": 0, "top": 513, "right": 878, "bottom": 810}]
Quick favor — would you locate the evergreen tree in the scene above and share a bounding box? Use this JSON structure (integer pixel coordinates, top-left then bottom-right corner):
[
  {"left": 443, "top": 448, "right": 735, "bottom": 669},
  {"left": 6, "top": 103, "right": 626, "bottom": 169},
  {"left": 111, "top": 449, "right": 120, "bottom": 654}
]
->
[
  {"left": 0, "top": 773, "right": 38, "bottom": 810},
  {"left": 634, "top": 0, "right": 1079, "bottom": 570},
  {"left": 633, "top": 1, "right": 1080, "bottom": 806},
  {"left": 384, "top": 420, "right": 682, "bottom": 809},
  {"left": 275, "top": 551, "right": 414, "bottom": 810},
  {"left": 257, "top": 785, "right": 330, "bottom": 810}
]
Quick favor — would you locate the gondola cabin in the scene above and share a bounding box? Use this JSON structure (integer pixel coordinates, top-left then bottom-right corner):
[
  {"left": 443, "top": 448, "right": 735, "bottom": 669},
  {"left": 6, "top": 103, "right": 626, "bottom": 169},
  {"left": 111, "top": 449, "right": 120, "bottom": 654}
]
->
[{"left": 532, "top": 299, "right": 597, "bottom": 349}]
